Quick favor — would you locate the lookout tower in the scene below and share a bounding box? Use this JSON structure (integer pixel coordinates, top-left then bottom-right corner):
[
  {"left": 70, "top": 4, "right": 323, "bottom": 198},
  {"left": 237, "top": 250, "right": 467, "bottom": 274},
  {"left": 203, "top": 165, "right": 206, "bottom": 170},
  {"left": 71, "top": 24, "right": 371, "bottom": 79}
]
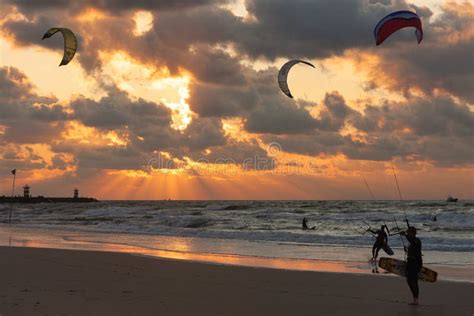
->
[
  {"left": 74, "top": 188, "right": 79, "bottom": 199},
  {"left": 23, "top": 185, "right": 30, "bottom": 198}
]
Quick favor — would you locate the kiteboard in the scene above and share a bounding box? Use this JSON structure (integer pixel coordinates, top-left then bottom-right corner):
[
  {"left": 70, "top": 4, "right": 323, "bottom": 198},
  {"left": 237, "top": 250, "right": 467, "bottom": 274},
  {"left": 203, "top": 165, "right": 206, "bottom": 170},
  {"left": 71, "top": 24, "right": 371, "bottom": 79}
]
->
[
  {"left": 382, "top": 244, "right": 394, "bottom": 256},
  {"left": 378, "top": 257, "right": 438, "bottom": 282}
]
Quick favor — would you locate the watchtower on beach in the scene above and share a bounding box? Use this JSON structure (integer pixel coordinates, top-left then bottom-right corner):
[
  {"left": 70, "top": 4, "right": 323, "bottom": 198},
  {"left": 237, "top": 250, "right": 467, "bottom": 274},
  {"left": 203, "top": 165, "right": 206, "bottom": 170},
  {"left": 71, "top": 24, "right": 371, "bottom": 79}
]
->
[
  {"left": 74, "top": 188, "right": 79, "bottom": 199},
  {"left": 23, "top": 185, "right": 30, "bottom": 198}
]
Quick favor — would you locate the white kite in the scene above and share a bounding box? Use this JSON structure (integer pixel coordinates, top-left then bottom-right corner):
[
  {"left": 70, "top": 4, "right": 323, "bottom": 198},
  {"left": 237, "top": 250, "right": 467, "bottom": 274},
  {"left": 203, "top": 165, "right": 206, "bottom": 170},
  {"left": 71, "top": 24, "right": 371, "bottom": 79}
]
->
[{"left": 278, "top": 60, "right": 315, "bottom": 98}]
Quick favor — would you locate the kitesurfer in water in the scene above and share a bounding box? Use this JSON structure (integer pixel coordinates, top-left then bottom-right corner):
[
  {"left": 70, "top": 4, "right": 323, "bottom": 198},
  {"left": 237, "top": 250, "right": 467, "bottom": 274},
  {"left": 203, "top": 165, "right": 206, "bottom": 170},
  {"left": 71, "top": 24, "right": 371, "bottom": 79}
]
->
[
  {"left": 401, "top": 226, "right": 422, "bottom": 305},
  {"left": 368, "top": 225, "right": 390, "bottom": 263},
  {"left": 302, "top": 217, "right": 315, "bottom": 230}
]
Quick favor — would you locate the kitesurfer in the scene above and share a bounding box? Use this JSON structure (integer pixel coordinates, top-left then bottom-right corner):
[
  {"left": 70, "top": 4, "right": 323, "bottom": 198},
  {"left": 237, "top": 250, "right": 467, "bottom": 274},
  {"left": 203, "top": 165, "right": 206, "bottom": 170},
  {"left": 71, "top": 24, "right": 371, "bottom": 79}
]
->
[
  {"left": 368, "top": 225, "right": 390, "bottom": 263},
  {"left": 302, "top": 217, "right": 315, "bottom": 230},
  {"left": 401, "top": 226, "right": 423, "bottom": 305}
]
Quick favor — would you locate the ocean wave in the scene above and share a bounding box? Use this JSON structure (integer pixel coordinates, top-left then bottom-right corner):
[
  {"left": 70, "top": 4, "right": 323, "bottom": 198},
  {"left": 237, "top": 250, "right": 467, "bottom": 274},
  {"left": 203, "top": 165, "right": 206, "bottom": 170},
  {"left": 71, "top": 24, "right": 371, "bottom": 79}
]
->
[{"left": 4, "top": 200, "right": 473, "bottom": 252}]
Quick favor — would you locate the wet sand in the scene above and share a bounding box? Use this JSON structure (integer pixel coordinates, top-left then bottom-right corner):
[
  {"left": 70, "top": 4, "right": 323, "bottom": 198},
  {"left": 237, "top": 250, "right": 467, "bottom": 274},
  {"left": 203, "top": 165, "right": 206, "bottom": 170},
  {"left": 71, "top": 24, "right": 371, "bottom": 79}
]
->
[{"left": 1, "top": 246, "right": 473, "bottom": 316}]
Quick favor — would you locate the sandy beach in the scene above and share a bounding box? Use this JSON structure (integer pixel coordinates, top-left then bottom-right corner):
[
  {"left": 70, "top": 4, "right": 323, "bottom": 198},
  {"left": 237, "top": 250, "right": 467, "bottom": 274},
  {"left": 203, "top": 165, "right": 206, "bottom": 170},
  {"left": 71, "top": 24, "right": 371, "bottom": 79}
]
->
[{"left": 1, "top": 246, "right": 473, "bottom": 316}]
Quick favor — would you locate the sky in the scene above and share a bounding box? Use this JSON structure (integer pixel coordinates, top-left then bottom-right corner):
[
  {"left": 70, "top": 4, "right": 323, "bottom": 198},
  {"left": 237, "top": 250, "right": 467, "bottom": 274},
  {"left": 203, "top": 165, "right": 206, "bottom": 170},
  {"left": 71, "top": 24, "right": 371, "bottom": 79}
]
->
[{"left": 0, "top": 0, "right": 473, "bottom": 200}]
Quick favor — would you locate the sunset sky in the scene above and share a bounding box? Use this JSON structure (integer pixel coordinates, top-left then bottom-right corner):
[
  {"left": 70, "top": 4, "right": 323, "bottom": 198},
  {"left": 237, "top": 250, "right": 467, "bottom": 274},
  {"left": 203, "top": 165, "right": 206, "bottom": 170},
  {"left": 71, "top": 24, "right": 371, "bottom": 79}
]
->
[{"left": 0, "top": 0, "right": 473, "bottom": 200}]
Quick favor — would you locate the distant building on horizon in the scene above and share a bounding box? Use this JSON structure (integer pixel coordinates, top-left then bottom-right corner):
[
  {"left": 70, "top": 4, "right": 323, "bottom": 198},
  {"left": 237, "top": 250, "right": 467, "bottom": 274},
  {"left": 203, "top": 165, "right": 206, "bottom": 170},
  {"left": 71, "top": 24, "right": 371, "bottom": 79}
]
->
[
  {"left": 0, "top": 185, "right": 97, "bottom": 204},
  {"left": 21, "top": 185, "right": 82, "bottom": 199},
  {"left": 23, "top": 185, "right": 30, "bottom": 198}
]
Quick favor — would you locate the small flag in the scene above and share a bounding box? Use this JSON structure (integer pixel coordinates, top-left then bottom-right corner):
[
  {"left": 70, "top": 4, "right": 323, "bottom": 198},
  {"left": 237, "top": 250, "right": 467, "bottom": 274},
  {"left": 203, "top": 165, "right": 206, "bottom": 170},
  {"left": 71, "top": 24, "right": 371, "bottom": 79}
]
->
[{"left": 11, "top": 169, "right": 16, "bottom": 175}]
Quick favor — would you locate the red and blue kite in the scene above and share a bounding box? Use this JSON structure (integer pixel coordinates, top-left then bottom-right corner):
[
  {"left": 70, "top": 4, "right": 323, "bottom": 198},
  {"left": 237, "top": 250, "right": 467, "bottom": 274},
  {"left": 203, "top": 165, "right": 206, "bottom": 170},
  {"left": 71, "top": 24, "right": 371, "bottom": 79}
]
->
[{"left": 374, "top": 10, "right": 423, "bottom": 46}]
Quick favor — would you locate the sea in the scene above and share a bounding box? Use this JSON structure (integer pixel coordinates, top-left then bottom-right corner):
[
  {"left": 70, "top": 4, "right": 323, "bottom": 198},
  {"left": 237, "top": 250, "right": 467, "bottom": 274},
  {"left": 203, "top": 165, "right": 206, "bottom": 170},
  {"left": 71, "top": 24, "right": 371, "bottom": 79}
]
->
[{"left": 1, "top": 200, "right": 473, "bottom": 281}]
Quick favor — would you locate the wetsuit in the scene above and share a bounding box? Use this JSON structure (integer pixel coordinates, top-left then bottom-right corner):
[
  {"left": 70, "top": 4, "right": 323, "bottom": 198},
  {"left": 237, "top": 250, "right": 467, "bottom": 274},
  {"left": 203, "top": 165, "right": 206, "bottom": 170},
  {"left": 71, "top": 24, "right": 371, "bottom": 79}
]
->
[
  {"left": 370, "top": 228, "right": 388, "bottom": 260},
  {"left": 302, "top": 218, "right": 309, "bottom": 230},
  {"left": 405, "top": 235, "right": 422, "bottom": 299},
  {"left": 302, "top": 218, "right": 315, "bottom": 230}
]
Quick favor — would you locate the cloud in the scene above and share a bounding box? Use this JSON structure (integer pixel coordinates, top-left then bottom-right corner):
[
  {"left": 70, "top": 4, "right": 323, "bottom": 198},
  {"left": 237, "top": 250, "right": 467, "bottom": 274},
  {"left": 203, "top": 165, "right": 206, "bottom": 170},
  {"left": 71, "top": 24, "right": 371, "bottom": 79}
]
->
[
  {"left": 361, "top": 2, "right": 474, "bottom": 102},
  {"left": 262, "top": 92, "right": 474, "bottom": 166},
  {"left": 190, "top": 67, "right": 320, "bottom": 134},
  {"left": 6, "top": 0, "right": 469, "bottom": 108},
  {"left": 237, "top": 0, "right": 379, "bottom": 59},
  {"left": 352, "top": 96, "right": 474, "bottom": 138},
  {"left": 0, "top": 67, "right": 68, "bottom": 144},
  {"left": 76, "top": 146, "right": 147, "bottom": 170},
  {"left": 1, "top": 0, "right": 411, "bottom": 73},
  {"left": 2, "top": 0, "right": 229, "bottom": 14},
  {"left": 1, "top": 0, "right": 472, "bottom": 185},
  {"left": 244, "top": 99, "right": 318, "bottom": 134},
  {"left": 181, "top": 117, "right": 227, "bottom": 151},
  {"left": 315, "top": 92, "right": 358, "bottom": 131},
  {"left": 188, "top": 139, "right": 276, "bottom": 171}
]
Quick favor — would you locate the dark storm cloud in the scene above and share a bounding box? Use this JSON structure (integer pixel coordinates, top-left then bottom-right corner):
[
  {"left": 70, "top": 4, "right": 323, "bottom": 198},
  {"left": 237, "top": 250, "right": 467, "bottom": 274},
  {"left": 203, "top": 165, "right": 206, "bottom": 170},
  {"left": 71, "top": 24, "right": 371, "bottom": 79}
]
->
[
  {"left": 7, "top": 0, "right": 469, "bottom": 105},
  {"left": 1, "top": 120, "right": 66, "bottom": 144},
  {"left": 70, "top": 87, "right": 187, "bottom": 153},
  {"left": 352, "top": 96, "right": 474, "bottom": 138},
  {"left": 2, "top": 1, "right": 473, "bottom": 170},
  {"left": 262, "top": 132, "right": 345, "bottom": 157},
  {"left": 238, "top": 90, "right": 357, "bottom": 136},
  {"left": 0, "top": 144, "right": 49, "bottom": 175},
  {"left": 183, "top": 46, "right": 247, "bottom": 86},
  {"left": 0, "top": 67, "right": 68, "bottom": 144},
  {"left": 367, "top": 40, "right": 474, "bottom": 103},
  {"left": 265, "top": 94, "right": 474, "bottom": 166},
  {"left": 76, "top": 146, "right": 148, "bottom": 170},
  {"left": 68, "top": 87, "right": 230, "bottom": 165},
  {"left": 244, "top": 100, "right": 318, "bottom": 134},
  {"left": 189, "top": 81, "right": 259, "bottom": 117},
  {"left": 316, "top": 92, "right": 358, "bottom": 132},
  {"left": 190, "top": 68, "right": 320, "bottom": 134},
  {"left": 30, "top": 104, "right": 69, "bottom": 122},
  {"left": 181, "top": 117, "right": 227, "bottom": 151},
  {"left": 237, "top": 0, "right": 386, "bottom": 59},
  {"left": 49, "top": 154, "right": 69, "bottom": 170},
  {"left": 2, "top": 15, "right": 68, "bottom": 49},
  {"left": 188, "top": 139, "right": 275, "bottom": 170},
  {"left": 2, "top": 0, "right": 229, "bottom": 14},
  {"left": 71, "top": 86, "right": 171, "bottom": 129},
  {"left": 0, "top": 155, "right": 47, "bottom": 174},
  {"left": 2, "top": 0, "right": 402, "bottom": 72}
]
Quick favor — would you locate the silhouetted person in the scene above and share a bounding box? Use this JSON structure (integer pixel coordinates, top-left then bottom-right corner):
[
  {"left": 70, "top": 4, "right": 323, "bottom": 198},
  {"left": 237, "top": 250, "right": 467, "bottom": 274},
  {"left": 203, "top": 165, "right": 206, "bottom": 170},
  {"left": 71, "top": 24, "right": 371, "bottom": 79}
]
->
[
  {"left": 302, "top": 217, "right": 315, "bottom": 230},
  {"left": 401, "top": 226, "right": 422, "bottom": 305},
  {"left": 368, "top": 225, "right": 389, "bottom": 263},
  {"left": 432, "top": 215, "right": 437, "bottom": 222}
]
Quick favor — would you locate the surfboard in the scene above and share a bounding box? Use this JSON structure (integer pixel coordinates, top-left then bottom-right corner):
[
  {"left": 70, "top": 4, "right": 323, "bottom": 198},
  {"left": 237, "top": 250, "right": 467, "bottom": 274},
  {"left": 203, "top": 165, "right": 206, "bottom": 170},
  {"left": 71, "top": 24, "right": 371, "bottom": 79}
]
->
[
  {"left": 378, "top": 257, "right": 438, "bottom": 282},
  {"left": 382, "top": 244, "right": 394, "bottom": 256}
]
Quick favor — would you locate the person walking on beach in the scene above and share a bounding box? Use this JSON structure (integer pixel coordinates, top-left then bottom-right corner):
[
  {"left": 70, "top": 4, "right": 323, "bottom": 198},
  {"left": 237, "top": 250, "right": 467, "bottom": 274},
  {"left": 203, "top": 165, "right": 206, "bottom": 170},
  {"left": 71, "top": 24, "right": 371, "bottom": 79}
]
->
[
  {"left": 401, "top": 226, "right": 422, "bottom": 305},
  {"left": 368, "top": 224, "right": 389, "bottom": 262}
]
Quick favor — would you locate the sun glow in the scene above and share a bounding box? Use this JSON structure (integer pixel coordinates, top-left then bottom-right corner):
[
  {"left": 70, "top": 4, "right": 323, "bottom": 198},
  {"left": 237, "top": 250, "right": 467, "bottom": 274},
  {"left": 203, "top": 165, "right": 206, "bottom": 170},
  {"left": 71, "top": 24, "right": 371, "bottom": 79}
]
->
[
  {"left": 100, "top": 51, "right": 193, "bottom": 130},
  {"left": 222, "top": 118, "right": 253, "bottom": 142},
  {"left": 76, "top": 8, "right": 107, "bottom": 22},
  {"left": 132, "top": 11, "right": 154, "bottom": 36},
  {"left": 62, "top": 121, "right": 129, "bottom": 146},
  {"left": 152, "top": 76, "right": 193, "bottom": 130}
]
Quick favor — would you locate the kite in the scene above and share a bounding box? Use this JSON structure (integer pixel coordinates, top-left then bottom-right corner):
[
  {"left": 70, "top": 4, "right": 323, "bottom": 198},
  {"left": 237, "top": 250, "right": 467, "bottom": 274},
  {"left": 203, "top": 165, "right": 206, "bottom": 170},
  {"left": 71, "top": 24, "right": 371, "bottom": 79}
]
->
[
  {"left": 374, "top": 11, "right": 423, "bottom": 46},
  {"left": 278, "top": 60, "right": 315, "bottom": 98},
  {"left": 42, "top": 28, "right": 77, "bottom": 66}
]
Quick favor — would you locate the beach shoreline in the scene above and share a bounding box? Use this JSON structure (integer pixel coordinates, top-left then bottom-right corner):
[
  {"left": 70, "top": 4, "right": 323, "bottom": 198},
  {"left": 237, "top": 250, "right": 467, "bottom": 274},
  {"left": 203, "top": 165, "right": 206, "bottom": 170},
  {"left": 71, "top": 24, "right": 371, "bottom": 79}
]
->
[
  {"left": 1, "top": 225, "right": 474, "bottom": 282},
  {"left": 2, "top": 225, "right": 474, "bottom": 283},
  {"left": 1, "top": 246, "right": 473, "bottom": 316}
]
